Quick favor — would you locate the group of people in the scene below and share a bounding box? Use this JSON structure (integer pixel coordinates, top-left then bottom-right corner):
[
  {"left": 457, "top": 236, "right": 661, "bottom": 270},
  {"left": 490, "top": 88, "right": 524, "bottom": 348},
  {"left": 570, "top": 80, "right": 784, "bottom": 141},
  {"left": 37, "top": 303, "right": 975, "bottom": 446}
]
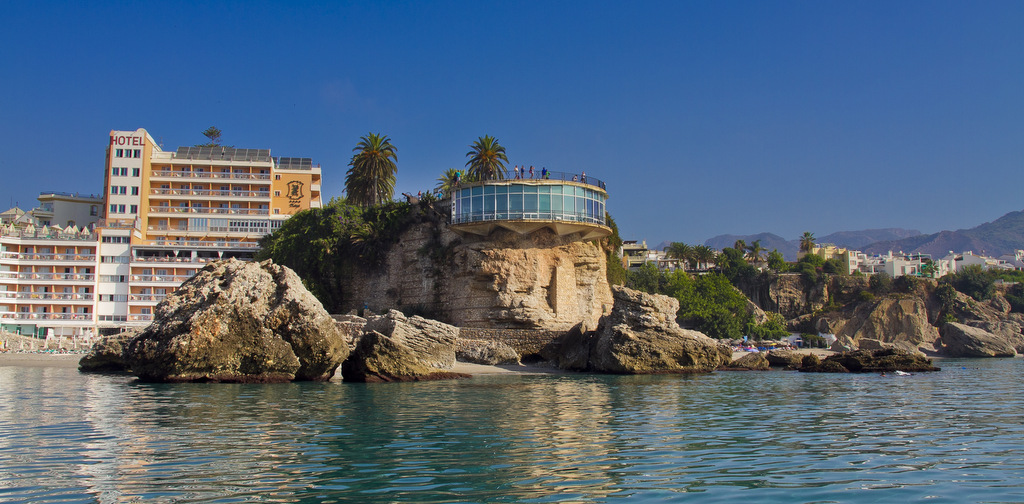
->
[{"left": 512, "top": 165, "right": 550, "bottom": 179}]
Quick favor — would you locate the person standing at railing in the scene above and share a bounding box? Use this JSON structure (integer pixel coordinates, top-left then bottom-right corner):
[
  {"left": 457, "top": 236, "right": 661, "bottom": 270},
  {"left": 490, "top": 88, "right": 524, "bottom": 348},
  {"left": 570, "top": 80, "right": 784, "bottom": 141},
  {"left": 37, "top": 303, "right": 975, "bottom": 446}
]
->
[{"left": 529, "top": 165, "right": 534, "bottom": 178}]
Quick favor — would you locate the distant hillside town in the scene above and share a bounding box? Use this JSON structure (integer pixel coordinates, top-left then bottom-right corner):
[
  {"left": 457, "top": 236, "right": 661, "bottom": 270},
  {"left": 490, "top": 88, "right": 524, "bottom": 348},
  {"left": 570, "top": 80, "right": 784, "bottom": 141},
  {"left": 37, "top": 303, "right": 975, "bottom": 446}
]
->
[{"left": 619, "top": 239, "right": 1024, "bottom": 278}]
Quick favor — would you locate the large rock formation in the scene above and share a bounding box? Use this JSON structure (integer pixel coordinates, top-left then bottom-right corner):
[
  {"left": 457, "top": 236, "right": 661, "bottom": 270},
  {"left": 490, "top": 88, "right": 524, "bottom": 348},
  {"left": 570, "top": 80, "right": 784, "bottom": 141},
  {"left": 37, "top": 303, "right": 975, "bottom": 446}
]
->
[
  {"left": 545, "top": 286, "right": 730, "bottom": 374},
  {"left": 123, "top": 259, "right": 348, "bottom": 382},
  {"left": 78, "top": 329, "right": 140, "bottom": 373},
  {"left": 824, "top": 297, "right": 941, "bottom": 352},
  {"left": 341, "top": 310, "right": 467, "bottom": 382},
  {"left": 941, "top": 290, "right": 1024, "bottom": 354},
  {"left": 345, "top": 226, "right": 614, "bottom": 331},
  {"left": 940, "top": 322, "right": 1017, "bottom": 357},
  {"left": 800, "top": 349, "right": 940, "bottom": 373}
]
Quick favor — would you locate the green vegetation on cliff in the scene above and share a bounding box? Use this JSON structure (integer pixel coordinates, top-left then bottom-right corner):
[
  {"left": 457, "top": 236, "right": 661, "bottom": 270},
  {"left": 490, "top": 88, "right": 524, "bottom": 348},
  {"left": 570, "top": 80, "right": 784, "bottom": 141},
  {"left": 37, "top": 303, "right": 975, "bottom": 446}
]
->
[{"left": 256, "top": 197, "right": 441, "bottom": 310}]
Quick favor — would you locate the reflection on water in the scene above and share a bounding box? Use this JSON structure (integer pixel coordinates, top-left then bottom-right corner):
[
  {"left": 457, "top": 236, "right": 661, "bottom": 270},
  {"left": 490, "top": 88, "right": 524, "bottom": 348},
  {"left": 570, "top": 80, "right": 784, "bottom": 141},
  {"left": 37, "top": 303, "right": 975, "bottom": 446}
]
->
[{"left": 1, "top": 359, "right": 1023, "bottom": 503}]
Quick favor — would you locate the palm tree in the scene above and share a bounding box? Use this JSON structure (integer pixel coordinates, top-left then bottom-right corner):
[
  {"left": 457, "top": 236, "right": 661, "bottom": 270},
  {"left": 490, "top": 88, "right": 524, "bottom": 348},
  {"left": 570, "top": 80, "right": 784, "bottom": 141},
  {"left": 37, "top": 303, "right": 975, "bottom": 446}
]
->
[
  {"left": 465, "top": 135, "right": 508, "bottom": 181},
  {"left": 800, "top": 231, "right": 816, "bottom": 253},
  {"left": 733, "top": 239, "right": 747, "bottom": 252},
  {"left": 693, "top": 245, "right": 716, "bottom": 271},
  {"left": 665, "top": 242, "right": 693, "bottom": 270},
  {"left": 746, "top": 240, "right": 766, "bottom": 265},
  {"left": 346, "top": 133, "right": 398, "bottom": 207},
  {"left": 435, "top": 168, "right": 461, "bottom": 198}
]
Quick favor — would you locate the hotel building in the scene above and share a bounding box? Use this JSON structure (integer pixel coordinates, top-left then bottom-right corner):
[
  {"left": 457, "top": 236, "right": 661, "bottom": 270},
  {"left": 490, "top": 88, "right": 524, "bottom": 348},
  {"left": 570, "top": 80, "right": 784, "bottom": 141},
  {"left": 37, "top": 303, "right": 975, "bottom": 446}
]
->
[{"left": 0, "top": 128, "right": 322, "bottom": 338}]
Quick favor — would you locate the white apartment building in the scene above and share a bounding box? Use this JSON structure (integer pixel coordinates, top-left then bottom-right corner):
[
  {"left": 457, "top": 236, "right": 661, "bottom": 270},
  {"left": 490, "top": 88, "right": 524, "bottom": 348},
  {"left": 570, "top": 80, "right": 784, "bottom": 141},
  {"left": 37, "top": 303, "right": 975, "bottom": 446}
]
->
[{"left": 0, "top": 128, "right": 322, "bottom": 338}]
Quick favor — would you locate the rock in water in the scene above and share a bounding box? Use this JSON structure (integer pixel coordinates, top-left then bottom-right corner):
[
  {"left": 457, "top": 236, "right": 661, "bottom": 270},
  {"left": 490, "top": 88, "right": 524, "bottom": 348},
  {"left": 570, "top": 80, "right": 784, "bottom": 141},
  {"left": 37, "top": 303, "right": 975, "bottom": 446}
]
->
[
  {"left": 723, "top": 352, "right": 770, "bottom": 371},
  {"left": 765, "top": 349, "right": 804, "bottom": 369},
  {"left": 79, "top": 329, "right": 141, "bottom": 373},
  {"left": 940, "top": 322, "right": 1018, "bottom": 358},
  {"left": 800, "top": 348, "right": 939, "bottom": 373},
  {"left": 550, "top": 286, "right": 730, "bottom": 374},
  {"left": 342, "top": 310, "right": 467, "bottom": 382},
  {"left": 124, "top": 259, "right": 348, "bottom": 382}
]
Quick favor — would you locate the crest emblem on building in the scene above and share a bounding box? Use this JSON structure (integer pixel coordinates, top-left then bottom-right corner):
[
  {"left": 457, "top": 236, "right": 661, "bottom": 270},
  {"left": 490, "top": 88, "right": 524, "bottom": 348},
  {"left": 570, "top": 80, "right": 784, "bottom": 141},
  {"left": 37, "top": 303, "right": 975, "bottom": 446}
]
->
[{"left": 286, "top": 181, "right": 304, "bottom": 201}]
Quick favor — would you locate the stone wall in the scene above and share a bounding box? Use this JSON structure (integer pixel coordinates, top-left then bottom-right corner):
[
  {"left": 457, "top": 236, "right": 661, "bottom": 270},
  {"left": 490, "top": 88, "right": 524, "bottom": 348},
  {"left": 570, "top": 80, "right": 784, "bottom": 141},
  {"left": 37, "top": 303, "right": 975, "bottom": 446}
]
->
[
  {"left": 344, "top": 217, "right": 614, "bottom": 332},
  {"left": 457, "top": 327, "right": 565, "bottom": 357}
]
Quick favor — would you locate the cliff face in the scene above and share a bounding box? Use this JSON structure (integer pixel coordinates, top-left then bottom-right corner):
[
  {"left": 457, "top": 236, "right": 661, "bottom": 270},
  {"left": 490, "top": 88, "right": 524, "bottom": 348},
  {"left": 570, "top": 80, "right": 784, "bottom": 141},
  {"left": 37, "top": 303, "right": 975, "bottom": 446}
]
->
[{"left": 345, "top": 223, "right": 613, "bottom": 331}]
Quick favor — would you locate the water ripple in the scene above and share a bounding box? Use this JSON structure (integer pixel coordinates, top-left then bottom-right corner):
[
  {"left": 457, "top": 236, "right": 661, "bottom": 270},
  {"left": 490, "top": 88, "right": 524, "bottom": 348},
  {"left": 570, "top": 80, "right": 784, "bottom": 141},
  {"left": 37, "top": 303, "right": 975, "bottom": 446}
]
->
[{"left": 1, "top": 359, "right": 1024, "bottom": 503}]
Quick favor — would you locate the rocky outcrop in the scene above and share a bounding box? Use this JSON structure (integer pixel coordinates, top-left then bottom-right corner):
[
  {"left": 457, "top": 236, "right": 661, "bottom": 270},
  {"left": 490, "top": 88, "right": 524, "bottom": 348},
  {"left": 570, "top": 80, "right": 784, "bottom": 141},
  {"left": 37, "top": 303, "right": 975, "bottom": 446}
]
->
[
  {"left": 942, "top": 291, "right": 1024, "bottom": 354},
  {"left": 545, "top": 286, "right": 730, "bottom": 374},
  {"left": 78, "top": 329, "right": 140, "bottom": 373},
  {"left": 766, "top": 349, "right": 804, "bottom": 369},
  {"left": 456, "top": 339, "right": 521, "bottom": 365},
  {"left": 939, "top": 322, "right": 1017, "bottom": 358},
  {"left": 723, "top": 352, "right": 770, "bottom": 370},
  {"left": 346, "top": 227, "right": 614, "bottom": 331},
  {"left": 124, "top": 259, "right": 348, "bottom": 383},
  {"left": 341, "top": 310, "right": 467, "bottom": 382},
  {"left": 800, "top": 349, "right": 940, "bottom": 373}
]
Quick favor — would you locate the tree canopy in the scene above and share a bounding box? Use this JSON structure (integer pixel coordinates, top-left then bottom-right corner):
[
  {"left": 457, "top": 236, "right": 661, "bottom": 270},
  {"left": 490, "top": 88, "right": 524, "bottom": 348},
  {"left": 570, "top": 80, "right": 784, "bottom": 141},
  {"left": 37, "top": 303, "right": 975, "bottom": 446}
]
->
[
  {"left": 465, "top": 135, "right": 508, "bottom": 181},
  {"left": 346, "top": 133, "right": 398, "bottom": 207}
]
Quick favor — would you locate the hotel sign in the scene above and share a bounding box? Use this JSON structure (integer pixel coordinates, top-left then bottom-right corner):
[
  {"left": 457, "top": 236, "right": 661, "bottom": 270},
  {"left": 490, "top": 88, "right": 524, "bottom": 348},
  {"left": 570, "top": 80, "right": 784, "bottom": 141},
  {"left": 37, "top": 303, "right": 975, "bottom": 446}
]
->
[
  {"left": 287, "top": 181, "right": 304, "bottom": 208},
  {"left": 109, "top": 135, "right": 145, "bottom": 146}
]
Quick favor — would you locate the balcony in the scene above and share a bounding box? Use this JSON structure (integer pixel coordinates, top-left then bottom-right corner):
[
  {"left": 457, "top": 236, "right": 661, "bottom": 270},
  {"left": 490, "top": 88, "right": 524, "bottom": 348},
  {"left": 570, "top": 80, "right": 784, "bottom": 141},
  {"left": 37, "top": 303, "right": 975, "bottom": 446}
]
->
[
  {"left": 130, "top": 274, "right": 195, "bottom": 283},
  {"left": 127, "top": 314, "right": 154, "bottom": 322},
  {"left": 0, "top": 292, "right": 94, "bottom": 302},
  {"left": 147, "top": 207, "right": 270, "bottom": 216},
  {"left": 133, "top": 239, "right": 260, "bottom": 249},
  {"left": 0, "top": 272, "right": 95, "bottom": 282},
  {"left": 149, "top": 188, "right": 271, "bottom": 199},
  {"left": 0, "top": 252, "right": 97, "bottom": 262},
  {"left": 128, "top": 293, "right": 167, "bottom": 302},
  {"left": 150, "top": 170, "right": 272, "bottom": 182},
  {"left": 0, "top": 312, "right": 92, "bottom": 321}
]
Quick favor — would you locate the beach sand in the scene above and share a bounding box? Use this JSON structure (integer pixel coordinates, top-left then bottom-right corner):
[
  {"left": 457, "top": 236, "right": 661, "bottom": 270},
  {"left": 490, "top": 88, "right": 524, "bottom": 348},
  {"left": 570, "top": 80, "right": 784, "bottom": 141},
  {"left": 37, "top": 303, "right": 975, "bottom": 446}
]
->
[{"left": 0, "top": 353, "right": 83, "bottom": 368}]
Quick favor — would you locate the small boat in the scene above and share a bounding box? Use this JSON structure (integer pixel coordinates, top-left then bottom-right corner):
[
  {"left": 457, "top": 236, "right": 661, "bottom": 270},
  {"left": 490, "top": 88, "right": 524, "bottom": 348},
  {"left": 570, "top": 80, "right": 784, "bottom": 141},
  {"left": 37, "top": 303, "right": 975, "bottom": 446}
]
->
[{"left": 895, "top": 370, "right": 911, "bottom": 376}]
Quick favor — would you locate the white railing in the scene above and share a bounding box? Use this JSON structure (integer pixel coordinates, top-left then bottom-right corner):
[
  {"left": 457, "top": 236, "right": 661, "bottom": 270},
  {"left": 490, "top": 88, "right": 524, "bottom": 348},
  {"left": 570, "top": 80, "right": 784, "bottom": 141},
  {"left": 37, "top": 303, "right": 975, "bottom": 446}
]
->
[
  {"left": 147, "top": 207, "right": 270, "bottom": 216},
  {"left": 130, "top": 274, "right": 194, "bottom": 283},
  {"left": 0, "top": 273, "right": 95, "bottom": 281},
  {"left": 0, "top": 292, "right": 93, "bottom": 301},
  {"left": 0, "top": 252, "right": 96, "bottom": 262},
  {"left": 150, "top": 188, "right": 271, "bottom": 198},
  {"left": 128, "top": 294, "right": 167, "bottom": 302},
  {"left": 0, "top": 313, "right": 92, "bottom": 321},
  {"left": 150, "top": 171, "right": 271, "bottom": 181}
]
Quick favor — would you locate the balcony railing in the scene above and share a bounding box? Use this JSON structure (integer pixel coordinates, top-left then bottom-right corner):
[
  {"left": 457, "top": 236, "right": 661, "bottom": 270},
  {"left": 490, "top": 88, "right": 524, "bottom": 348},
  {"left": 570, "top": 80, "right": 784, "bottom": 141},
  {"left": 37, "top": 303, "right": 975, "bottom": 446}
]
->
[
  {"left": 0, "top": 252, "right": 96, "bottom": 262},
  {"left": 451, "top": 210, "right": 606, "bottom": 226},
  {"left": 128, "top": 294, "right": 167, "bottom": 302},
  {"left": 134, "top": 239, "right": 260, "bottom": 249},
  {"left": 150, "top": 188, "right": 271, "bottom": 198},
  {"left": 131, "top": 256, "right": 217, "bottom": 263},
  {"left": 0, "top": 292, "right": 94, "bottom": 301},
  {"left": 0, "top": 229, "right": 97, "bottom": 241},
  {"left": 130, "top": 274, "right": 195, "bottom": 283},
  {"left": 127, "top": 314, "right": 154, "bottom": 322},
  {"left": 0, "top": 273, "right": 95, "bottom": 281},
  {"left": 150, "top": 171, "right": 272, "bottom": 181},
  {"left": 148, "top": 207, "right": 270, "bottom": 216},
  {"left": 0, "top": 313, "right": 92, "bottom": 321}
]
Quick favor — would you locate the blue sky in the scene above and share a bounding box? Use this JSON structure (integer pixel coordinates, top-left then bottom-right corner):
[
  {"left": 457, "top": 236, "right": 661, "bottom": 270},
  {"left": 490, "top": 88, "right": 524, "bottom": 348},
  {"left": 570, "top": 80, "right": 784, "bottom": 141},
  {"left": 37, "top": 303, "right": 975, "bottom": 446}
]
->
[{"left": 2, "top": 1, "right": 1022, "bottom": 247}]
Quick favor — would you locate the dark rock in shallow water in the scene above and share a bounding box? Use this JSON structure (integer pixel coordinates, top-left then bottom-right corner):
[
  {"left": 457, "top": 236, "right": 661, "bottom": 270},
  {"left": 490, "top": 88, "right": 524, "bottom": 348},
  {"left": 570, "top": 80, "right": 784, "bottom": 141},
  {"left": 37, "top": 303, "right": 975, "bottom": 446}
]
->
[
  {"left": 766, "top": 349, "right": 803, "bottom": 369},
  {"left": 545, "top": 286, "right": 730, "bottom": 374},
  {"left": 78, "top": 329, "right": 140, "bottom": 373},
  {"left": 342, "top": 330, "right": 469, "bottom": 382},
  {"left": 722, "top": 352, "right": 770, "bottom": 371},
  {"left": 342, "top": 310, "right": 467, "bottom": 382},
  {"left": 940, "top": 322, "right": 1017, "bottom": 358},
  {"left": 799, "top": 348, "right": 939, "bottom": 373},
  {"left": 123, "top": 259, "right": 349, "bottom": 383}
]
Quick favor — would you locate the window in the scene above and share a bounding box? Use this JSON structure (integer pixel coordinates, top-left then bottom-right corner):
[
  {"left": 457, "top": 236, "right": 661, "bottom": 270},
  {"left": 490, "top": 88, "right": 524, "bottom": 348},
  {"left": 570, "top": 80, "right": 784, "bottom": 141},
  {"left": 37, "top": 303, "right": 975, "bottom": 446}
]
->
[
  {"left": 119, "top": 186, "right": 127, "bottom": 195},
  {"left": 132, "top": 168, "right": 140, "bottom": 177},
  {"left": 115, "top": 149, "right": 124, "bottom": 157},
  {"left": 273, "top": 208, "right": 280, "bottom": 214},
  {"left": 274, "top": 191, "right": 281, "bottom": 197},
  {"left": 275, "top": 174, "right": 281, "bottom": 180},
  {"left": 112, "top": 167, "right": 118, "bottom": 176},
  {"left": 133, "top": 149, "right": 141, "bottom": 158},
  {"left": 90, "top": 205, "right": 98, "bottom": 216},
  {"left": 109, "top": 204, "right": 117, "bottom": 214},
  {"left": 111, "top": 186, "right": 118, "bottom": 195},
  {"left": 120, "top": 167, "right": 129, "bottom": 176},
  {"left": 118, "top": 205, "right": 126, "bottom": 213},
  {"left": 130, "top": 205, "right": 138, "bottom": 214},
  {"left": 131, "top": 186, "right": 139, "bottom": 195}
]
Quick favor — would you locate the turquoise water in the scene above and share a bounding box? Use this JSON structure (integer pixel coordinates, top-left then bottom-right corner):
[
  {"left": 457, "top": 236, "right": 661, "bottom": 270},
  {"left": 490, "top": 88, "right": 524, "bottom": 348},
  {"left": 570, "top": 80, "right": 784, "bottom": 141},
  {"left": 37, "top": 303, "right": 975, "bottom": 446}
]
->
[{"left": 1, "top": 359, "right": 1023, "bottom": 503}]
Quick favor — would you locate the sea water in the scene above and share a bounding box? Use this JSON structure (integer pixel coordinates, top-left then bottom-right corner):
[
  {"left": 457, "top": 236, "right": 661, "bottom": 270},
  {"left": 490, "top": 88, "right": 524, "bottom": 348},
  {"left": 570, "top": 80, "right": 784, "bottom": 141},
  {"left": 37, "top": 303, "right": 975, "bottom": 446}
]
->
[{"left": 1, "top": 358, "right": 1023, "bottom": 503}]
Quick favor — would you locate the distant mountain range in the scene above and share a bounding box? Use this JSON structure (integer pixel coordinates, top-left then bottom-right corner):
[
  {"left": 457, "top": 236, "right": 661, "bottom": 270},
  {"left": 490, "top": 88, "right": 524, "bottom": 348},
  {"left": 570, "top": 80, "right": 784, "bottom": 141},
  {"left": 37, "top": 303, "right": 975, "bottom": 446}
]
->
[
  {"left": 656, "top": 209, "right": 1024, "bottom": 262},
  {"left": 702, "top": 228, "right": 921, "bottom": 261},
  {"left": 862, "top": 210, "right": 1024, "bottom": 258}
]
